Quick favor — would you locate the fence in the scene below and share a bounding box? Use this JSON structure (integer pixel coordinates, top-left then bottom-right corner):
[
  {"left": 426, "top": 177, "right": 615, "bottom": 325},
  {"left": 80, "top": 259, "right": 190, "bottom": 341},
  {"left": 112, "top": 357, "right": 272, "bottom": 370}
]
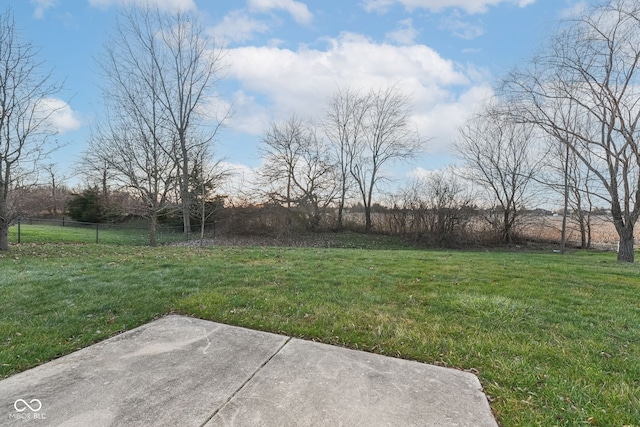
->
[{"left": 9, "top": 217, "right": 196, "bottom": 246}]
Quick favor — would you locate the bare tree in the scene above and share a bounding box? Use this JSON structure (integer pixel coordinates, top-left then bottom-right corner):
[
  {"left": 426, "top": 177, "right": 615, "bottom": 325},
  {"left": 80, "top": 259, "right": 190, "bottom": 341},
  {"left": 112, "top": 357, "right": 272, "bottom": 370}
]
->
[
  {"left": 0, "top": 8, "right": 63, "bottom": 250},
  {"left": 296, "top": 126, "right": 339, "bottom": 230},
  {"left": 258, "top": 116, "right": 304, "bottom": 212},
  {"left": 544, "top": 136, "right": 596, "bottom": 251},
  {"left": 88, "top": 16, "right": 181, "bottom": 246},
  {"left": 258, "top": 115, "right": 337, "bottom": 231},
  {"left": 388, "top": 169, "right": 475, "bottom": 244},
  {"left": 42, "top": 163, "right": 67, "bottom": 216},
  {"left": 75, "top": 155, "right": 117, "bottom": 201},
  {"left": 188, "top": 145, "right": 230, "bottom": 245},
  {"left": 324, "top": 87, "right": 368, "bottom": 229},
  {"left": 350, "top": 85, "right": 423, "bottom": 232},
  {"left": 110, "top": 5, "right": 229, "bottom": 235},
  {"left": 454, "top": 103, "right": 542, "bottom": 243},
  {"left": 503, "top": 0, "right": 640, "bottom": 262},
  {"left": 423, "top": 169, "right": 475, "bottom": 244},
  {"left": 86, "top": 117, "right": 177, "bottom": 246},
  {"left": 569, "top": 160, "right": 596, "bottom": 250}
]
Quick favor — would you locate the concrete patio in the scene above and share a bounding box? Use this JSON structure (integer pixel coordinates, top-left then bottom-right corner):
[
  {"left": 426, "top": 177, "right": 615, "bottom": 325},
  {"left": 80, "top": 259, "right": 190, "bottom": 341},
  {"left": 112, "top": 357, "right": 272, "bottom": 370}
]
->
[{"left": 0, "top": 315, "right": 498, "bottom": 426}]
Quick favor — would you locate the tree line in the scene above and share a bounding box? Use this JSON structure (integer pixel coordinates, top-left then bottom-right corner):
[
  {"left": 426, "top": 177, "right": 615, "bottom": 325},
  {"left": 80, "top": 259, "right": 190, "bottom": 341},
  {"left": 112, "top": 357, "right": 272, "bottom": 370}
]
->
[{"left": 1, "top": 1, "right": 640, "bottom": 261}]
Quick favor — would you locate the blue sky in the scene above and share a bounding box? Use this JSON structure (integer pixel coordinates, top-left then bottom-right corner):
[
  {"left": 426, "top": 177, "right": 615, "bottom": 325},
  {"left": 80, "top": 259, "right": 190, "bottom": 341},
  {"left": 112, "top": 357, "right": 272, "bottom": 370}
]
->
[{"left": 8, "top": 0, "right": 591, "bottom": 188}]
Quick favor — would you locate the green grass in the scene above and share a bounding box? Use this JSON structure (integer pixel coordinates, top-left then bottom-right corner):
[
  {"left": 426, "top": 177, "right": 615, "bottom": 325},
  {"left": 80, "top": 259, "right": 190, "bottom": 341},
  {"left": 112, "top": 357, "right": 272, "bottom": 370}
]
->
[
  {"left": 1, "top": 242, "right": 639, "bottom": 426},
  {"left": 9, "top": 223, "right": 186, "bottom": 245}
]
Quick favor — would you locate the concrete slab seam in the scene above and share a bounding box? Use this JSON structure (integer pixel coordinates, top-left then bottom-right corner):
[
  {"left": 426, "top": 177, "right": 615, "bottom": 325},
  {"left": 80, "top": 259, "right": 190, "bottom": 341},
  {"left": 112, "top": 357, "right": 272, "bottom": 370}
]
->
[{"left": 198, "top": 336, "right": 293, "bottom": 427}]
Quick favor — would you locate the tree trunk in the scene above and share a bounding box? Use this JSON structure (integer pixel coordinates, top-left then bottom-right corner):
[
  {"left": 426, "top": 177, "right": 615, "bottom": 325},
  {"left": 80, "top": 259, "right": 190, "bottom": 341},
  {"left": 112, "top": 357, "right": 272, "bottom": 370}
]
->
[
  {"left": 617, "top": 226, "right": 634, "bottom": 262},
  {"left": 0, "top": 197, "right": 8, "bottom": 250},
  {"left": 51, "top": 174, "right": 58, "bottom": 216},
  {"left": 200, "top": 189, "right": 206, "bottom": 247},
  {"left": 586, "top": 214, "right": 592, "bottom": 249},
  {"left": 503, "top": 209, "right": 512, "bottom": 244},
  {"left": 574, "top": 189, "right": 593, "bottom": 250},
  {"left": 0, "top": 222, "right": 8, "bottom": 251},
  {"left": 102, "top": 170, "right": 109, "bottom": 201},
  {"left": 560, "top": 142, "right": 570, "bottom": 253},
  {"left": 150, "top": 211, "right": 158, "bottom": 247},
  {"left": 337, "top": 178, "right": 348, "bottom": 229},
  {"left": 310, "top": 202, "right": 321, "bottom": 232},
  {"left": 181, "top": 153, "right": 191, "bottom": 235},
  {"left": 364, "top": 175, "right": 375, "bottom": 233},
  {"left": 364, "top": 206, "right": 372, "bottom": 232}
]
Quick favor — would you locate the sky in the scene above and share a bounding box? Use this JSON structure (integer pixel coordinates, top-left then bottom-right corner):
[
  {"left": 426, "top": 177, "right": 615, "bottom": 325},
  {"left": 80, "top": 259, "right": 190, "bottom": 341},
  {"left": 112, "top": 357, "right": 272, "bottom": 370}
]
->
[{"left": 7, "top": 0, "right": 593, "bottom": 191}]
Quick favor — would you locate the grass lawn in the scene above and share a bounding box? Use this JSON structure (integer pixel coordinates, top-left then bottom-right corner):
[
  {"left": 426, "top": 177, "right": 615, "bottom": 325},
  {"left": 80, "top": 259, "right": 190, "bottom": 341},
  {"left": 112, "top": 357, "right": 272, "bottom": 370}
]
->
[
  {"left": 8, "top": 222, "right": 186, "bottom": 246},
  {"left": 1, "top": 241, "right": 639, "bottom": 426}
]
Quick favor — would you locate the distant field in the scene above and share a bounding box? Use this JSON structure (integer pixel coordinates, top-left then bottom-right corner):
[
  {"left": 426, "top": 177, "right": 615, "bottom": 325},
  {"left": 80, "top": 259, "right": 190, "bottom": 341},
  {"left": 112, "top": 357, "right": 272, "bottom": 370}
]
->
[
  {"left": 1, "top": 242, "right": 638, "bottom": 426},
  {"left": 521, "top": 215, "right": 639, "bottom": 249},
  {"left": 349, "top": 211, "right": 637, "bottom": 250}
]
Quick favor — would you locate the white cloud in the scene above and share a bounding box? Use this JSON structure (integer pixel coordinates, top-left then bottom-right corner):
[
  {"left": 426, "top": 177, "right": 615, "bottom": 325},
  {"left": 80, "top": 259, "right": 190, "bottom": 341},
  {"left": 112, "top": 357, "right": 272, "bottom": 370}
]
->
[
  {"left": 227, "top": 32, "right": 468, "bottom": 121},
  {"left": 211, "top": 10, "right": 270, "bottom": 44},
  {"left": 361, "top": 0, "right": 396, "bottom": 14},
  {"left": 410, "top": 84, "right": 493, "bottom": 154},
  {"left": 216, "top": 161, "right": 260, "bottom": 203},
  {"left": 559, "top": 1, "right": 588, "bottom": 19},
  {"left": 362, "top": 0, "right": 536, "bottom": 14},
  {"left": 405, "top": 165, "right": 477, "bottom": 195},
  {"left": 211, "top": 2, "right": 313, "bottom": 45},
  {"left": 385, "top": 18, "right": 419, "bottom": 45},
  {"left": 87, "top": 0, "right": 196, "bottom": 11},
  {"left": 227, "top": 90, "right": 270, "bottom": 136},
  {"left": 31, "top": 0, "right": 57, "bottom": 19},
  {"left": 439, "top": 11, "right": 484, "bottom": 39},
  {"left": 224, "top": 32, "right": 491, "bottom": 157},
  {"left": 407, "top": 166, "right": 437, "bottom": 180},
  {"left": 407, "top": 166, "right": 461, "bottom": 183},
  {"left": 39, "top": 98, "right": 83, "bottom": 134},
  {"left": 248, "top": 0, "right": 313, "bottom": 24}
]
